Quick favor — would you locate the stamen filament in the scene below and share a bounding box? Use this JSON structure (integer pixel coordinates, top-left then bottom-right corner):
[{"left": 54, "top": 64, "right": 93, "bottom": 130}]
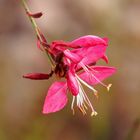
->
[
  {"left": 71, "top": 96, "right": 75, "bottom": 115},
  {"left": 76, "top": 74, "right": 98, "bottom": 94},
  {"left": 80, "top": 63, "right": 112, "bottom": 91},
  {"left": 76, "top": 79, "right": 97, "bottom": 116},
  {"left": 82, "top": 88, "right": 97, "bottom": 116},
  {"left": 90, "top": 73, "right": 112, "bottom": 91}
]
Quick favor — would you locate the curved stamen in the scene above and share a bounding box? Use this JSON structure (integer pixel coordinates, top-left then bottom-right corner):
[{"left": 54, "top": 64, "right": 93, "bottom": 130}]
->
[
  {"left": 79, "top": 84, "right": 97, "bottom": 116},
  {"left": 76, "top": 79, "right": 97, "bottom": 116},
  {"left": 90, "top": 72, "right": 112, "bottom": 91},
  {"left": 80, "top": 63, "right": 112, "bottom": 91},
  {"left": 71, "top": 96, "right": 75, "bottom": 115},
  {"left": 76, "top": 74, "right": 98, "bottom": 97}
]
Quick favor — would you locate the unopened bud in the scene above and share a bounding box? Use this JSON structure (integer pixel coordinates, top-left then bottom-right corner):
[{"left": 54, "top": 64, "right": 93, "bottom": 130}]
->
[
  {"left": 23, "top": 73, "right": 50, "bottom": 80},
  {"left": 27, "top": 12, "right": 43, "bottom": 18}
]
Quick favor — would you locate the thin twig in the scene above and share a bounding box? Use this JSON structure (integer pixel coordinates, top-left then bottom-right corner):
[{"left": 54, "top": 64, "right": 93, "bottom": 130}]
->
[{"left": 21, "top": 0, "right": 55, "bottom": 67}]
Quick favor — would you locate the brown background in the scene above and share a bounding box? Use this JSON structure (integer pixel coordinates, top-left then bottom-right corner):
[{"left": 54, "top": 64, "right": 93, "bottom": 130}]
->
[{"left": 0, "top": 0, "right": 140, "bottom": 140}]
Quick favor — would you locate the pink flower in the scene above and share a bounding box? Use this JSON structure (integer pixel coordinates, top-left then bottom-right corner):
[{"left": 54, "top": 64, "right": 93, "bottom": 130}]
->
[{"left": 23, "top": 35, "right": 116, "bottom": 116}]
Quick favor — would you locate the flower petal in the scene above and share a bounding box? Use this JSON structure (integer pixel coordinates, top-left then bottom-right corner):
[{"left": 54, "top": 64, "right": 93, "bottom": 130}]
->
[
  {"left": 64, "top": 49, "right": 82, "bottom": 63},
  {"left": 43, "top": 82, "right": 68, "bottom": 114},
  {"left": 51, "top": 35, "right": 108, "bottom": 49},
  {"left": 79, "top": 66, "right": 116, "bottom": 85},
  {"left": 102, "top": 37, "right": 109, "bottom": 44},
  {"left": 70, "top": 35, "right": 108, "bottom": 48},
  {"left": 74, "top": 45, "right": 107, "bottom": 70},
  {"left": 81, "top": 45, "right": 107, "bottom": 64},
  {"left": 67, "top": 66, "right": 79, "bottom": 96},
  {"left": 101, "top": 54, "right": 109, "bottom": 63}
]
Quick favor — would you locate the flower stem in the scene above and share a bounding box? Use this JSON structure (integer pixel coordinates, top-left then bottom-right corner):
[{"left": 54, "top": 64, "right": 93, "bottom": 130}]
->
[
  {"left": 21, "top": 0, "right": 41, "bottom": 38},
  {"left": 21, "top": 0, "right": 55, "bottom": 67}
]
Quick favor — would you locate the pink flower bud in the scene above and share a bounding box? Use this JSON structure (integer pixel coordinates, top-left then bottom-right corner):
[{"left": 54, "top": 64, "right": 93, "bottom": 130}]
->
[
  {"left": 26, "top": 12, "right": 43, "bottom": 18},
  {"left": 23, "top": 73, "right": 50, "bottom": 80}
]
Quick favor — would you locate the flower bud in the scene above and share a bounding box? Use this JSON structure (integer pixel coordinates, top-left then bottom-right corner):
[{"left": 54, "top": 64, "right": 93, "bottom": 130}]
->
[
  {"left": 23, "top": 73, "right": 50, "bottom": 80},
  {"left": 27, "top": 12, "right": 43, "bottom": 18}
]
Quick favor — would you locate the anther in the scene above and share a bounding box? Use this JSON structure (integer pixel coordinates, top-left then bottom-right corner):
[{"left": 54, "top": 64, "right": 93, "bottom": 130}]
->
[
  {"left": 91, "top": 111, "right": 98, "bottom": 117},
  {"left": 107, "top": 84, "right": 112, "bottom": 91}
]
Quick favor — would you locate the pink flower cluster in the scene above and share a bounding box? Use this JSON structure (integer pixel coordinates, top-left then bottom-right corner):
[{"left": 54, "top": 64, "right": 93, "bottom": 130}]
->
[{"left": 24, "top": 35, "right": 116, "bottom": 116}]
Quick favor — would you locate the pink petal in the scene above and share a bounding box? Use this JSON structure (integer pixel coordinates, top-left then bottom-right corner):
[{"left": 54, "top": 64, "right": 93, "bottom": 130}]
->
[
  {"left": 101, "top": 54, "right": 109, "bottom": 63},
  {"left": 79, "top": 66, "right": 116, "bottom": 85},
  {"left": 51, "top": 35, "right": 108, "bottom": 49},
  {"left": 43, "top": 82, "right": 68, "bottom": 114},
  {"left": 64, "top": 49, "right": 82, "bottom": 63},
  {"left": 81, "top": 45, "right": 107, "bottom": 64},
  {"left": 74, "top": 45, "right": 107, "bottom": 69},
  {"left": 67, "top": 67, "right": 79, "bottom": 96},
  {"left": 52, "top": 40, "right": 69, "bottom": 48},
  {"left": 102, "top": 37, "right": 109, "bottom": 44},
  {"left": 70, "top": 35, "right": 108, "bottom": 48},
  {"left": 50, "top": 41, "right": 69, "bottom": 54}
]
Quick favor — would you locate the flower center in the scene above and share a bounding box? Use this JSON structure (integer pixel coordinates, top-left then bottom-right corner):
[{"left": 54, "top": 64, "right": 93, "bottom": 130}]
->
[{"left": 54, "top": 63, "right": 69, "bottom": 78}]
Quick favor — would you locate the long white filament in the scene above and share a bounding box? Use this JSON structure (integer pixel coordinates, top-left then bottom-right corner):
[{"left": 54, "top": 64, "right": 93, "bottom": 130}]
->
[
  {"left": 76, "top": 74, "right": 97, "bottom": 93},
  {"left": 71, "top": 76, "right": 97, "bottom": 116}
]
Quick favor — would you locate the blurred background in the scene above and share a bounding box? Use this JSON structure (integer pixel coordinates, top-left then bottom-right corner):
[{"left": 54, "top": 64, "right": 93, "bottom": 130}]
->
[{"left": 0, "top": 0, "right": 140, "bottom": 140}]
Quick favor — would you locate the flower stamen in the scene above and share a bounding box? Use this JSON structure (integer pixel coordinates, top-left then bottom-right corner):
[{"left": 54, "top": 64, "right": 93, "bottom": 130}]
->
[
  {"left": 107, "top": 84, "right": 112, "bottom": 91},
  {"left": 90, "top": 73, "right": 112, "bottom": 91},
  {"left": 79, "top": 105, "right": 87, "bottom": 115},
  {"left": 76, "top": 74, "right": 98, "bottom": 98},
  {"left": 71, "top": 96, "right": 75, "bottom": 115},
  {"left": 81, "top": 63, "right": 112, "bottom": 91},
  {"left": 71, "top": 78, "right": 98, "bottom": 116}
]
